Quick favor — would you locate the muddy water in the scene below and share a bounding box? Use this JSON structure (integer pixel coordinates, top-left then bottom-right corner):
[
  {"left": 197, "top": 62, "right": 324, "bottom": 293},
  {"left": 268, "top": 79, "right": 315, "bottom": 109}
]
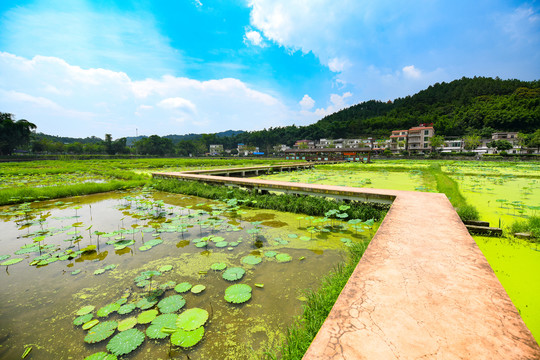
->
[{"left": 0, "top": 190, "right": 370, "bottom": 359}]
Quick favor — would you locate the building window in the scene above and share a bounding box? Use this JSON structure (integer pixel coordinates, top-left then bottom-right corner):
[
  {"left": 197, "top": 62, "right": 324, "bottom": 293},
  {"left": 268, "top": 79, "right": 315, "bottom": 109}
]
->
[
  {"left": 424, "top": 130, "right": 429, "bottom": 135},
  {"left": 424, "top": 143, "right": 428, "bottom": 148},
  {"left": 424, "top": 137, "right": 429, "bottom": 142}
]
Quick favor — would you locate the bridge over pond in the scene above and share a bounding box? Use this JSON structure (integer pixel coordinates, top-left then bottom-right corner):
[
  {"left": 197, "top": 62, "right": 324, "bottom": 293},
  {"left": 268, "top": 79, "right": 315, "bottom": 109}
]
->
[{"left": 153, "top": 164, "right": 540, "bottom": 359}]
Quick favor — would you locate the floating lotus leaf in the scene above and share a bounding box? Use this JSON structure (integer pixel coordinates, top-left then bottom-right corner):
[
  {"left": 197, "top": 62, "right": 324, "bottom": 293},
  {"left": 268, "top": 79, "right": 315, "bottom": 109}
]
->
[
  {"left": 117, "top": 303, "right": 136, "bottom": 315},
  {"left": 137, "top": 309, "right": 158, "bottom": 324},
  {"left": 191, "top": 285, "right": 205, "bottom": 294},
  {"left": 97, "top": 303, "right": 121, "bottom": 317},
  {"left": 0, "top": 255, "right": 10, "bottom": 261},
  {"left": 158, "top": 295, "right": 186, "bottom": 313},
  {"left": 224, "top": 284, "right": 252, "bottom": 304},
  {"left": 228, "top": 242, "right": 239, "bottom": 247},
  {"left": 71, "top": 269, "right": 81, "bottom": 275},
  {"left": 146, "top": 324, "right": 170, "bottom": 339},
  {"left": 84, "top": 352, "right": 118, "bottom": 360},
  {"left": 300, "top": 236, "right": 311, "bottom": 241},
  {"left": 195, "top": 242, "right": 207, "bottom": 248},
  {"left": 222, "top": 267, "right": 245, "bottom": 281},
  {"left": 159, "top": 265, "right": 173, "bottom": 272},
  {"left": 159, "top": 281, "right": 177, "bottom": 290},
  {"left": 287, "top": 233, "right": 298, "bottom": 238},
  {"left": 136, "top": 297, "right": 158, "bottom": 310},
  {"left": 74, "top": 313, "right": 93, "bottom": 326},
  {"left": 106, "top": 328, "right": 145, "bottom": 356},
  {"left": 117, "top": 317, "right": 137, "bottom": 331},
  {"left": 84, "top": 321, "right": 118, "bottom": 343},
  {"left": 211, "top": 236, "right": 225, "bottom": 242},
  {"left": 176, "top": 308, "right": 209, "bottom": 331},
  {"left": 242, "top": 255, "right": 262, "bottom": 265},
  {"left": 94, "top": 269, "right": 106, "bottom": 275},
  {"left": 82, "top": 319, "right": 100, "bottom": 330},
  {"left": 276, "top": 253, "right": 292, "bottom": 263},
  {"left": 264, "top": 251, "right": 277, "bottom": 258},
  {"left": 174, "top": 282, "right": 192, "bottom": 293},
  {"left": 215, "top": 241, "right": 228, "bottom": 248},
  {"left": 77, "top": 305, "right": 95, "bottom": 316},
  {"left": 145, "top": 239, "right": 163, "bottom": 247},
  {"left": 139, "top": 245, "right": 151, "bottom": 251},
  {"left": 136, "top": 280, "right": 150, "bottom": 288},
  {"left": 151, "top": 314, "right": 178, "bottom": 328},
  {"left": 114, "top": 298, "right": 127, "bottom": 306},
  {"left": 210, "top": 262, "right": 227, "bottom": 271},
  {"left": 170, "top": 327, "right": 204, "bottom": 348},
  {"left": 0, "top": 258, "right": 23, "bottom": 266}
]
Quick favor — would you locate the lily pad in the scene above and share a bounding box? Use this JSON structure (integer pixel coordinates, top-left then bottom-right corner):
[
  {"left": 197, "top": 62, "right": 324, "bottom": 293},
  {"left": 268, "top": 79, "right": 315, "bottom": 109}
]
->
[
  {"left": 174, "top": 282, "right": 192, "bottom": 293},
  {"left": 215, "top": 241, "right": 228, "bottom": 248},
  {"left": 0, "top": 258, "right": 23, "bottom": 266},
  {"left": 210, "top": 262, "right": 227, "bottom": 271},
  {"left": 171, "top": 327, "right": 204, "bottom": 348},
  {"left": 82, "top": 319, "right": 100, "bottom": 330},
  {"left": 84, "top": 321, "right": 118, "bottom": 344},
  {"left": 74, "top": 313, "right": 93, "bottom": 326},
  {"left": 84, "top": 352, "right": 118, "bottom": 360},
  {"left": 0, "top": 255, "right": 10, "bottom": 262},
  {"left": 136, "top": 297, "right": 158, "bottom": 310},
  {"left": 276, "top": 253, "right": 292, "bottom": 263},
  {"left": 106, "top": 328, "right": 145, "bottom": 356},
  {"left": 176, "top": 308, "right": 209, "bottom": 331},
  {"left": 146, "top": 324, "right": 170, "bottom": 339},
  {"left": 191, "top": 284, "right": 206, "bottom": 294},
  {"left": 151, "top": 314, "right": 178, "bottom": 328},
  {"left": 242, "top": 255, "right": 262, "bottom": 265},
  {"left": 158, "top": 295, "right": 186, "bottom": 314},
  {"left": 117, "top": 317, "right": 137, "bottom": 332},
  {"left": 264, "top": 251, "right": 277, "bottom": 258},
  {"left": 77, "top": 305, "right": 96, "bottom": 316},
  {"left": 117, "top": 303, "right": 136, "bottom": 315},
  {"left": 159, "top": 265, "right": 173, "bottom": 272},
  {"left": 97, "top": 303, "right": 121, "bottom": 317},
  {"left": 224, "top": 284, "right": 252, "bottom": 304},
  {"left": 222, "top": 267, "right": 245, "bottom": 281},
  {"left": 137, "top": 309, "right": 158, "bottom": 324}
]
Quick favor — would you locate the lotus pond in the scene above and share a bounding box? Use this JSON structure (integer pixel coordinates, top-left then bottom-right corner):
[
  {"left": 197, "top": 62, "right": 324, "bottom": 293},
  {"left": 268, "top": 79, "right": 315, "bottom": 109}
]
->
[
  {"left": 259, "top": 159, "right": 540, "bottom": 343},
  {"left": 0, "top": 188, "right": 374, "bottom": 359}
]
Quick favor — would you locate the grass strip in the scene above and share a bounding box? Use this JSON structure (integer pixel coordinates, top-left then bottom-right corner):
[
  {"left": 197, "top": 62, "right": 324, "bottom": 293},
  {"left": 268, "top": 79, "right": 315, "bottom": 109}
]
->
[
  {"left": 151, "top": 179, "right": 389, "bottom": 221},
  {"left": 426, "top": 164, "right": 479, "bottom": 221},
  {"left": 0, "top": 180, "right": 148, "bottom": 205},
  {"left": 263, "top": 242, "right": 368, "bottom": 360}
]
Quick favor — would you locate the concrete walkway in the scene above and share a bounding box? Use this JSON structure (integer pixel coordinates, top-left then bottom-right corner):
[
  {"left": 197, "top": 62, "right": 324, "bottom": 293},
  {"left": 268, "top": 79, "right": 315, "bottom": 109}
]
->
[{"left": 153, "top": 169, "right": 540, "bottom": 358}]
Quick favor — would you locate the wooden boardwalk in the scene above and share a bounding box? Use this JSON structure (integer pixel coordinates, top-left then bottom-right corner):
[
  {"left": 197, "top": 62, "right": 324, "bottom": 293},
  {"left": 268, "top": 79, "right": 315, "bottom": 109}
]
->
[{"left": 153, "top": 166, "right": 540, "bottom": 359}]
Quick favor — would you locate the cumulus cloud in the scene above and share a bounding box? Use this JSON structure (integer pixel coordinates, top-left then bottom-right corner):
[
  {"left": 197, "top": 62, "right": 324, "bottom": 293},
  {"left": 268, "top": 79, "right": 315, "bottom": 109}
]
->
[
  {"left": 328, "top": 57, "right": 349, "bottom": 73},
  {"left": 0, "top": 52, "right": 315, "bottom": 138},
  {"left": 299, "top": 94, "right": 315, "bottom": 110},
  {"left": 244, "top": 30, "right": 265, "bottom": 47},
  {"left": 402, "top": 65, "right": 421, "bottom": 79}
]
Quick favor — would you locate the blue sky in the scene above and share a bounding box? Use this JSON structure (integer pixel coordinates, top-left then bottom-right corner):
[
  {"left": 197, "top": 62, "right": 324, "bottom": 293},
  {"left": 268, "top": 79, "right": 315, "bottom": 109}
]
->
[{"left": 0, "top": 0, "right": 539, "bottom": 138}]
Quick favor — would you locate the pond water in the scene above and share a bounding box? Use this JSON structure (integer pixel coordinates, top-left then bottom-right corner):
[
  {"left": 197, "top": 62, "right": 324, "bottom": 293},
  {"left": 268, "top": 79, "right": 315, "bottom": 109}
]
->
[{"left": 0, "top": 189, "right": 371, "bottom": 359}]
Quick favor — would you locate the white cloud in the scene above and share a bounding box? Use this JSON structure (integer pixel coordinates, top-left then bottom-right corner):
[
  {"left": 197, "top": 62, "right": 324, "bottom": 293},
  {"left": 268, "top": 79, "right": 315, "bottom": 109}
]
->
[
  {"left": 299, "top": 94, "right": 315, "bottom": 110},
  {"left": 402, "top": 65, "right": 421, "bottom": 79},
  {"left": 158, "top": 97, "right": 197, "bottom": 113},
  {"left": 193, "top": 0, "right": 203, "bottom": 8},
  {"left": 244, "top": 30, "right": 265, "bottom": 47},
  {"left": 0, "top": 52, "right": 316, "bottom": 138},
  {"left": 328, "top": 57, "right": 349, "bottom": 73}
]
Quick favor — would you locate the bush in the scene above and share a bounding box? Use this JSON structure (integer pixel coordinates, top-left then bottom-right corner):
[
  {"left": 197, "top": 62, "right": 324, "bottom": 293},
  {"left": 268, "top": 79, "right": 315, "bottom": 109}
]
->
[
  {"left": 457, "top": 204, "right": 479, "bottom": 221},
  {"left": 510, "top": 216, "right": 540, "bottom": 238}
]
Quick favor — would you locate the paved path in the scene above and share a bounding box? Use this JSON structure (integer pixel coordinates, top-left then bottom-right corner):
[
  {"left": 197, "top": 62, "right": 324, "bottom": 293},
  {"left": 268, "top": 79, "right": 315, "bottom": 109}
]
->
[{"left": 153, "top": 169, "right": 540, "bottom": 359}]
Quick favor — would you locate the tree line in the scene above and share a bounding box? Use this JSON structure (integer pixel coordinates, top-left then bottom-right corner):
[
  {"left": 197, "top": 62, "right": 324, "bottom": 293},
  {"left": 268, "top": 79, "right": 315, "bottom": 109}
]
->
[{"left": 2, "top": 76, "right": 539, "bottom": 156}]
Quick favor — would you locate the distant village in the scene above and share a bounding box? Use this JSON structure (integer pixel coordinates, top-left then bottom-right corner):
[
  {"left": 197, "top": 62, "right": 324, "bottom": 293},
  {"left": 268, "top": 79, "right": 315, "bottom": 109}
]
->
[{"left": 209, "top": 124, "right": 539, "bottom": 159}]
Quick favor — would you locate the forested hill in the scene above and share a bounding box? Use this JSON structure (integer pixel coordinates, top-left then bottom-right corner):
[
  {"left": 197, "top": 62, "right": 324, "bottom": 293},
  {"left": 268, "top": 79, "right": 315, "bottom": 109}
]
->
[{"left": 225, "top": 76, "right": 539, "bottom": 150}]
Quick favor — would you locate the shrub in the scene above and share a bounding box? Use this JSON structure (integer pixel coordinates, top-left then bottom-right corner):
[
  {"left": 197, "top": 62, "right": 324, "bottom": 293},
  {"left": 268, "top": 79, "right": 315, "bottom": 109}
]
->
[{"left": 457, "top": 204, "right": 479, "bottom": 221}]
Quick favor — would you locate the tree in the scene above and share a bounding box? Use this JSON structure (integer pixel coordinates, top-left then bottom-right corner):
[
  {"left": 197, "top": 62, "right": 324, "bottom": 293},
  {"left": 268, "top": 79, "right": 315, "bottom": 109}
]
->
[
  {"left": 0, "top": 112, "right": 37, "bottom": 155},
  {"left": 429, "top": 135, "right": 445, "bottom": 152},
  {"left": 527, "top": 129, "right": 540, "bottom": 152},
  {"left": 487, "top": 139, "right": 513, "bottom": 152},
  {"left": 463, "top": 135, "right": 481, "bottom": 150}
]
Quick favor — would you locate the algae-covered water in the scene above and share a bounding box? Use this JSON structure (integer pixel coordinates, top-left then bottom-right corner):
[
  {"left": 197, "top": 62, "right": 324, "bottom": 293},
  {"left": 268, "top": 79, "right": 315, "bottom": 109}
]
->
[
  {"left": 258, "top": 160, "right": 540, "bottom": 343},
  {"left": 0, "top": 189, "right": 371, "bottom": 359}
]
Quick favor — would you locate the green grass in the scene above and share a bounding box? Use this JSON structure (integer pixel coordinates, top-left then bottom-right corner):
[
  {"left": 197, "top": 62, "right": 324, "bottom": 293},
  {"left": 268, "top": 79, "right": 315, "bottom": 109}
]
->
[
  {"left": 426, "top": 164, "right": 479, "bottom": 221},
  {"left": 151, "top": 179, "right": 389, "bottom": 221},
  {"left": 510, "top": 216, "right": 540, "bottom": 238},
  {"left": 0, "top": 180, "right": 148, "bottom": 205},
  {"left": 263, "top": 242, "right": 367, "bottom": 360}
]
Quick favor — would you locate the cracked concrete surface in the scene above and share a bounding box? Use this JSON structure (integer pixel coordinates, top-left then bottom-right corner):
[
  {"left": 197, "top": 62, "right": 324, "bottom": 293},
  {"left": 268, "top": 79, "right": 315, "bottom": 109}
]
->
[{"left": 153, "top": 169, "right": 540, "bottom": 359}]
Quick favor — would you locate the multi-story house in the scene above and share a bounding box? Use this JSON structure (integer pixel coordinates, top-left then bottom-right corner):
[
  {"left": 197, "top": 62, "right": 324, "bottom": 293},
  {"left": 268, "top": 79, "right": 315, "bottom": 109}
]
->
[
  {"left": 390, "top": 130, "right": 408, "bottom": 152},
  {"left": 209, "top": 144, "right": 223, "bottom": 156},
  {"left": 407, "top": 125, "right": 434, "bottom": 152}
]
